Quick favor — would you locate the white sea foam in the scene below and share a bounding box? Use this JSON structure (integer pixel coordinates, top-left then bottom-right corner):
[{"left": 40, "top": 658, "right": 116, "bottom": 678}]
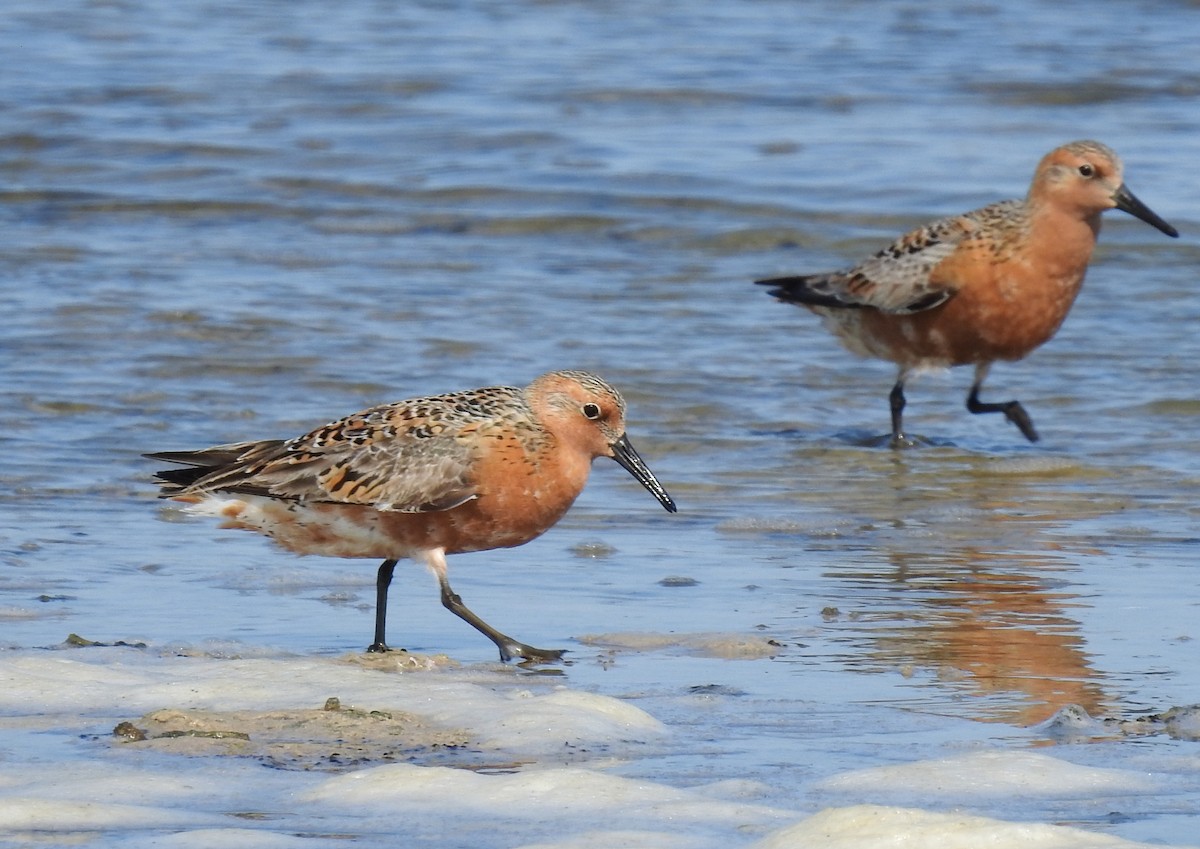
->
[
  {"left": 1, "top": 647, "right": 1196, "bottom": 848},
  {"left": 752, "top": 805, "right": 1172, "bottom": 849},
  {"left": 815, "top": 749, "right": 1158, "bottom": 798}
]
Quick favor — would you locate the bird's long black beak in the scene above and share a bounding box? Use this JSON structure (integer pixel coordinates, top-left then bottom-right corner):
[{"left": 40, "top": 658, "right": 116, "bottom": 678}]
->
[
  {"left": 609, "top": 434, "right": 677, "bottom": 513},
  {"left": 1113, "top": 183, "right": 1178, "bottom": 238}
]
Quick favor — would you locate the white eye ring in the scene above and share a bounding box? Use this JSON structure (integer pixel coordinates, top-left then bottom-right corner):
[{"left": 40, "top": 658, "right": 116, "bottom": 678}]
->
[{"left": 582, "top": 403, "right": 602, "bottom": 420}]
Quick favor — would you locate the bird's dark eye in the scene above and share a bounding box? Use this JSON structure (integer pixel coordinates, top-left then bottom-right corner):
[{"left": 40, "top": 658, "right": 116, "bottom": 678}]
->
[
  {"left": 1078, "top": 163, "right": 1095, "bottom": 178},
  {"left": 582, "top": 402, "right": 602, "bottom": 420}
]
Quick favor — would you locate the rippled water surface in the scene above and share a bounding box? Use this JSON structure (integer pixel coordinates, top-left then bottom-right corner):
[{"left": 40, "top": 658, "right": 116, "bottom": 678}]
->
[{"left": 3, "top": 1, "right": 1200, "bottom": 846}]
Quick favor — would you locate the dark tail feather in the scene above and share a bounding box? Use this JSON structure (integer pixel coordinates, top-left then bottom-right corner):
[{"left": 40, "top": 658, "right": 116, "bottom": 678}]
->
[
  {"left": 144, "top": 440, "right": 286, "bottom": 498},
  {"left": 754, "top": 275, "right": 857, "bottom": 309},
  {"left": 151, "top": 464, "right": 213, "bottom": 493},
  {"left": 144, "top": 449, "right": 241, "bottom": 497},
  {"left": 143, "top": 446, "right": 251, "bottom": 467}
]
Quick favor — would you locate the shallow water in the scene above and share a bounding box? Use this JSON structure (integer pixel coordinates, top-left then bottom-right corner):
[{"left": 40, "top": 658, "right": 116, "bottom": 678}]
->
[{"left": 3, "top": 0, "right": 1200, "bottom": 846}]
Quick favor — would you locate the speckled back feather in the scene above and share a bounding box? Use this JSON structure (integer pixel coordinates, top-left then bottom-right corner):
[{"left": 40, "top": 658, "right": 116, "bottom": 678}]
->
[
  {"left": 148, "top": 384, "right": 544, "bottom": 513},
  {"left": 761, "top": 199, "right": 1035, "bottom": 315}
]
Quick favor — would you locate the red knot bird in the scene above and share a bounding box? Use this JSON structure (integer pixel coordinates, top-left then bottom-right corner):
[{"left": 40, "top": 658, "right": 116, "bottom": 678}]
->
[
  {"left": 756, "top": 140, "right": 1178, "bottom": 445},
  {"left": 147, "top": 370, "right": 677, "bottom": 663}
]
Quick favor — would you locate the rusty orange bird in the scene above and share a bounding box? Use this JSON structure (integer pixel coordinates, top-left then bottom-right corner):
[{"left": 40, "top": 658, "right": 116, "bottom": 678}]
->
[
  {"left": 147, "top": 370, "right": 676, "bottom": 663},
  {"left": 757, "top": 140, "right": 1178, "bottom": 445}
]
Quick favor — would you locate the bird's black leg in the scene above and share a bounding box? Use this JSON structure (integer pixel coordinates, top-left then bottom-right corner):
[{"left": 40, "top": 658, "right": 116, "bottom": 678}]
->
[
  {"left": 888, "top": 378, "right": 902, "bottom": 443},
  {"left": 366, "top": 559, "right": 398, "bottom": 653},
  {"left": 436, "top": 572, "right": 565, "bottom": 664},
  {"left": 885, "top": 366, "right": 934, "bottom": 448},
  {"left": 965, "top": 365, "right": 1039, "bottom": 442}
]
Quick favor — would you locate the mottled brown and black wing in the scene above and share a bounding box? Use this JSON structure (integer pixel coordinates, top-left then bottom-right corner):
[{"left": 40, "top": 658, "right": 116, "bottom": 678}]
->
[
  {"left": 146, "top": 386, "right": 531, "bottom": 513},
  {"left": 755, "top": 204, "right": 1018, "bottom": 315}
]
